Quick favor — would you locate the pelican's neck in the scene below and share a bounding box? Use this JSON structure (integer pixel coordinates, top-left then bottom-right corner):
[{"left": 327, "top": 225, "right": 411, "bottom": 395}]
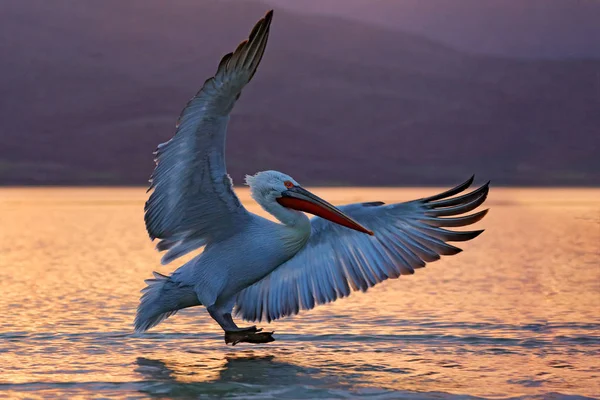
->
[
  {"left": 253, "top": 193, "right": 311, "bottom": 250},
  {"left": 261, "top": 196, "right": 310, "bottom": 230}
]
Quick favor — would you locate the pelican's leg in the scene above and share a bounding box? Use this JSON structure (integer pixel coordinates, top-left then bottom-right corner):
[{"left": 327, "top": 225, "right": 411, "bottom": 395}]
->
[
  {"left": 222, "top": 313, "right": 259, "bottom": 333},
  {"left": 207, "top": 305, "right": 274, "bottom": 345},
  {"left": 206, "top": 304, "right": 256, "bottom": 332},
  {"left": 207, "top": 305, "right": 238, "bottom": 331}
]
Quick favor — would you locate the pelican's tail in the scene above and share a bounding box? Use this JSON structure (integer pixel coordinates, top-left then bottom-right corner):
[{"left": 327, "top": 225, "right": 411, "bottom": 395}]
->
[{"left": 134, "top": 272, "right": 201, "bottom": 333}]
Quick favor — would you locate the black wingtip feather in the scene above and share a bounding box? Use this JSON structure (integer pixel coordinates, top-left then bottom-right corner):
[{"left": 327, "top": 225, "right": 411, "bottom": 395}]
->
[
  {"left": 427, "top": 181, "right": 490, "bottom": 208},
  {"left": 217, "top": 52, "right": 233, "bottom": 72},
  {"left": 450, "top": 229, "right": 485, "bottom": 242},
  {"left": 422, "top": 175, "right": 475, "bottom": 203},
  {"left": 441, "top": 244, "right": 463, "bottom": 256},
  {"left": 248, "top": 10, "right": 273, "bottom": 41}
]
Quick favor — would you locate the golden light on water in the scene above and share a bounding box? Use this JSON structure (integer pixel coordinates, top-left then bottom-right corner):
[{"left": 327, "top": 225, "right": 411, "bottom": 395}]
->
[{"left": 0, "top": 187, "right": 599, "bottom": 398}]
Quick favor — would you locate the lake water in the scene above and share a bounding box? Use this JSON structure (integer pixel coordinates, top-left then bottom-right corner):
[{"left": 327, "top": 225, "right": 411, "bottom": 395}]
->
[{"left": 0, "top": 187, "right": 599, "bottom": 399}]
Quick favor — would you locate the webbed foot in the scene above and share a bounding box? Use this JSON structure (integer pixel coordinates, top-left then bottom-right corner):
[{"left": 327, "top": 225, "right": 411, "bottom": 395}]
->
[
  {"left": 224, "top": 330, "right": 275, "bottom": 346},
  {"left": 227, "top": 325, "right": 259, "bottom": 333}
]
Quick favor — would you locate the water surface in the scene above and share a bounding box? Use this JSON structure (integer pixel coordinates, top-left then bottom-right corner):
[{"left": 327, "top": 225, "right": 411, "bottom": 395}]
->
[{"left": 1, "top": 187, "right": 599, "bottom": 399}]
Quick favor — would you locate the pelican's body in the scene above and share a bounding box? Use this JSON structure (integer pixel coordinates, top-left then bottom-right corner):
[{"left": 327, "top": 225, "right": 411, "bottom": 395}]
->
[
  {"left": 134, "top": 11, "right": 490, "bottom": 344},
  {"left": 165, "top": 202, "right": 311, "bottom": 315}
]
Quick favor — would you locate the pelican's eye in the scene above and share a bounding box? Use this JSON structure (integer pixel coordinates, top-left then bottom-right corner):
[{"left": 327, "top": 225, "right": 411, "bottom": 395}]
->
[{"left": 284, "top": 180, "right": 294, "bottom": 189}]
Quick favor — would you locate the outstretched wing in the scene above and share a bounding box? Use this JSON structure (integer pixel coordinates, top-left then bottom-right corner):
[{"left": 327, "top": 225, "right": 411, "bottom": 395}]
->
[
  {"left": 235, "top": 176, "right": 490, "bottom": 322},
  {"left": 144, "top": 11, "right": 273, "bottom": 265}
]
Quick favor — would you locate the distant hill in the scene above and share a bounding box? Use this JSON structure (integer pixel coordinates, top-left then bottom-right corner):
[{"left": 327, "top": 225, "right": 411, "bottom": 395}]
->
[
  {"left": 1, "top": 0, "right": 599, "bottom": 186},
  {"left": 255, "top": 0, "right": 600, "bottom": 59}
]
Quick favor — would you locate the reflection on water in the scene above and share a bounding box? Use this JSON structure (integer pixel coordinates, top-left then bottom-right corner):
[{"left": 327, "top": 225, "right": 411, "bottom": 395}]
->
[
  {"left": 134, "top": 355, "right": 341, "bottom": 399},
  {"left": 0, "top": 188, "right": 599, "bottom": 399}
]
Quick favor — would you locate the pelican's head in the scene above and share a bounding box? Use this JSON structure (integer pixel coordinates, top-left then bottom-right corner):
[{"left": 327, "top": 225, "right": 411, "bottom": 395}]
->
[{"left": 245, "top": 170, "right": 373, "bottom": 235}]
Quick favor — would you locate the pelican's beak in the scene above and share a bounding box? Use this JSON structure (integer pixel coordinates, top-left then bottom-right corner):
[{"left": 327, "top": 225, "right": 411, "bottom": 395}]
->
[{"left": 277, "top": 186, "right": 374, "bottom": 235}]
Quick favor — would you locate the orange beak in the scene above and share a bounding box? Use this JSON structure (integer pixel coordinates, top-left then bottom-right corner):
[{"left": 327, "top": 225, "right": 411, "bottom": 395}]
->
[{"left": 276, "top": 186, "right": 374, "bottom": 235}]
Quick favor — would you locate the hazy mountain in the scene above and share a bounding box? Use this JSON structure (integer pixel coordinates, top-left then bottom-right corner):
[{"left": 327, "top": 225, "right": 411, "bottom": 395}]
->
[
  {"left": 252, "top": 0, "right": 600, "bottom": 59},
  {"left": 1, "top": 0, "right": 598, "bottom": 186}
]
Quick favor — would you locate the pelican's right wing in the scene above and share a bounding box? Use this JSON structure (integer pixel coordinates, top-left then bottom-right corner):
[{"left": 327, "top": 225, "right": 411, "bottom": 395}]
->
[
  {"left": 145, "top": 11, "right": 273, "bottom": 264},
  {"left": 235, "top": 177, "right": 490, "bottom": 322}
]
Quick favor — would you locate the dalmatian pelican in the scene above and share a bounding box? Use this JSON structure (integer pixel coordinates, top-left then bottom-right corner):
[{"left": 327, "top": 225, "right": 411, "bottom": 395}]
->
[{"left": 134, "top": 10, "right": 489, "bottom": 345}]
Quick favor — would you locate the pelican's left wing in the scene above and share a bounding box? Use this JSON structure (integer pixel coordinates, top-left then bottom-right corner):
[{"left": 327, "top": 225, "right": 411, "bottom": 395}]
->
[
  {"left": 145, "top": 11, "right": 273, "bottom": 264},
  {"left": 235, "top": 177, "right": 489, "bottom": 322}
]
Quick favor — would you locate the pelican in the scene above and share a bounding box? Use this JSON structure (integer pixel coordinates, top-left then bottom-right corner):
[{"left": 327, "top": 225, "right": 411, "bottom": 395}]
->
[{"left": 134, "top": 10, "right": 489, "bottom": 345}]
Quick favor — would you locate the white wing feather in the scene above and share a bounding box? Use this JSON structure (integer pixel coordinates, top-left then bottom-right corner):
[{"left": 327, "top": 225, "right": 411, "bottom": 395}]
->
[
  {"left": 144, "top": 11, "right": 273, "bottom": 264},
  {"left": 235, "top": 177, "right": 489, "bottom": 322}
]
